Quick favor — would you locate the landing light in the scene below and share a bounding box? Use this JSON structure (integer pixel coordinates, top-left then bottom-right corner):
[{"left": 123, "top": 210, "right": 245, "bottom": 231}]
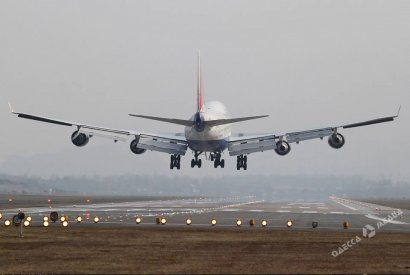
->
[
  {"left": 211, "top": 219, "right": 217, "bottom": 226},
  {"left": 287, "top": 219, "right": 293, "bottom": 227},
  {"left": 5, "top": 220, "right": 11, "bottom": 227},
  {"left": 186, "top": 218, "right": 192, "bottom": 225},
  {"left": 135, "top": 217, "right": 142, "bottom": 224},
  {"left": 94, "top": 216, "right": 99, "bottom": 223},
  {"left": 23, "top": 220, "right": 30, "bottom": 227},
  {"left": 43, "top": 221, "right": 49, "bottom": 227},
  {"left": 62, "top": 221, "right": 68, "bottom": 227},
  {"left": 236, "top": 219, "right": 242, "bottom": 226},
  {"left": 261, "top": 220, "right": 267, "bottom": 227}
]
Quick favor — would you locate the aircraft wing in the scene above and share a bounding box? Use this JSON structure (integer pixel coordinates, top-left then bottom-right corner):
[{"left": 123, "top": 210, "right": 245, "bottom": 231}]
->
[
  {"left": 9, "top": 105, "right": 188, "bottom": 156},
  {"left": 228, "top": 108, "right": 400, "bottom": 156}
]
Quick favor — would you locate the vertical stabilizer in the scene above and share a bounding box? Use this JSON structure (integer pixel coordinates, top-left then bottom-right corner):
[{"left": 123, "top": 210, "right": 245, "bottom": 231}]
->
[{"left": 197, "top": 51, "right": 204, "bottom": 112}]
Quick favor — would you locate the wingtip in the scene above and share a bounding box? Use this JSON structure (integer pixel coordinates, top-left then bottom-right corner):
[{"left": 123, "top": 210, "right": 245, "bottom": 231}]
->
[
  {"left": 397, "top": 106, "right": 402, "bottom": 117},
  {"left": 8, "top": 102, "right": 14, "bottom": 113}
]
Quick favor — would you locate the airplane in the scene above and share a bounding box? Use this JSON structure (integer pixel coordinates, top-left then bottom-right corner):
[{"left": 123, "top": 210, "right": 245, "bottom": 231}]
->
[{"left": 9, "top": 52, "right": 400, "bottom": 170}]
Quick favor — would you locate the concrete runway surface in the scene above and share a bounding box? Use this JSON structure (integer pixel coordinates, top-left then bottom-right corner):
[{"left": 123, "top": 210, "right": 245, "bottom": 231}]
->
[{"left": 1, "top": 196, "right": 409, "bottom": 232}]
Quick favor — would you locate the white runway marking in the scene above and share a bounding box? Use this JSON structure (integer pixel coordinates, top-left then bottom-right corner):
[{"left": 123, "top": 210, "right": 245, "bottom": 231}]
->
[
  {"left": 276, "top": 210, "right": 291, "bottom": 213},
  {"left": 303, "top": 211, "right": 318, "bottom": 213},
  {"left": 280, "top": 206, "right": 292, "bottom": 209},
  {"left": 299, "top": 206, "right": 310, "bottom": 209},
  {"left": 249, "top": 210, "right": 264, "bottom": 212},
  {"left": 330, "top": 211, "right": 345, "bottom": 214},
  {"left": 365, "top": 214, "right": 408, "bottom": 225}
]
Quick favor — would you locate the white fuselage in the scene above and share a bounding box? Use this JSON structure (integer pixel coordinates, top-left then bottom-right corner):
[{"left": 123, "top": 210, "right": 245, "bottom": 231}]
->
[{"left": 184, "top": 101, "right": 231, "bottom": 152}]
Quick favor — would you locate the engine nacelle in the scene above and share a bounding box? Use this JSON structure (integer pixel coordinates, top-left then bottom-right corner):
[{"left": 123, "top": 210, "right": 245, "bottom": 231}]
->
[
  {"left": 71, "top": 131, "right": 89, "bottom": 147},
  {"left": 130, "top": 138, "right": 146, "bottom": 155},
  {"left": 275, "top": 140, "right": 291, "bottom": 156},
  {"left": 328, "top": 133, "right": 345, "bottom": 149}
]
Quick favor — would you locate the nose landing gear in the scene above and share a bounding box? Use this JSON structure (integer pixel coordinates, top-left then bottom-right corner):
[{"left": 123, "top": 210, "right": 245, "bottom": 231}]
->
[{"left": 236, "top": 155, "right": 247, "bottom": 170}]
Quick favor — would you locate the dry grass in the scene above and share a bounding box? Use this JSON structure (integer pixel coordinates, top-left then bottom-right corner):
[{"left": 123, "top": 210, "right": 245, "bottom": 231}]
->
[{"left": 0, "top": 226, "right": 409, "bottom": 274}]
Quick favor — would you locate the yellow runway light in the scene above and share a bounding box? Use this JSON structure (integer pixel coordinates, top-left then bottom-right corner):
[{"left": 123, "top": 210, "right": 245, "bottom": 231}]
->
[{"left": 343, "top": 221, "right": 349, "bottom": 229}]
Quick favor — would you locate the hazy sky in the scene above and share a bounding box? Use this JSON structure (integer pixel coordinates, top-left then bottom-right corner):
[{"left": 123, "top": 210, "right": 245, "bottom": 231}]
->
[{"left": 1, "top": 0, "right": 409, "bottom": 180}]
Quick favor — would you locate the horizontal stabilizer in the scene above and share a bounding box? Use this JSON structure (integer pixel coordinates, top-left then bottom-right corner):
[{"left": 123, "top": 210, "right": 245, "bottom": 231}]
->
[
  {"left": 205, "top": 115, "right": 268, "bottom": 127},
  {"left": 129, "top": 114, "right": 193, "bottom": 126}
]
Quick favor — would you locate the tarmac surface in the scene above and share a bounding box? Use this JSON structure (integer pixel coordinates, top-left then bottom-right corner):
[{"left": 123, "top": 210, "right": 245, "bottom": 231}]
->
[{"left": 1, "top": 196, "right": 409, "bottom": 232}]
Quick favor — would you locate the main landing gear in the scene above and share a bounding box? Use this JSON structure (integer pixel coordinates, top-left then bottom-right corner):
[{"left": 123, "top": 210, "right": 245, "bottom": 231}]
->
[
  {"left": 170, "top": 154, "right": 181, "bottom": 170},
  {"left": 191, "top": 151, "right": 202, "bottom": 168},
  {"left": 212, "top": 152, "right": 225, "bottom": 168},
  {"left": 237, "top": 154, "right": 247, "bottom": 170}
]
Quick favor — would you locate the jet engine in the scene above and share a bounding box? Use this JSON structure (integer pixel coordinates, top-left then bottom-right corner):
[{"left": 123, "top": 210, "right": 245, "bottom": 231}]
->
[
  {"left": 275, "top": 140, "right": 291, "bottom": 156},
  {"left": 71, "top": 131, "right": 89, "bottom": 147},
  {"left": 328, "top": 133, "right": 345, "bottom": 149},
  {"left": 130, "top": 138, "right": 146, "bottom": 155}
]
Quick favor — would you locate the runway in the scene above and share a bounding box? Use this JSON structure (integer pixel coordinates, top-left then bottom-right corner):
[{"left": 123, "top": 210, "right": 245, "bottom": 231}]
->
[{"left": 1, "top": 196, "right": 409, "bottom": 232}]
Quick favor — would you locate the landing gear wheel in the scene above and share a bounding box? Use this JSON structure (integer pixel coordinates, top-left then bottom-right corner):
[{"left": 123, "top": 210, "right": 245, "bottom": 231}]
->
[
  {"left": 213, "top": 152, "right": 225, "bottom": 168},
  {"left": 191, "top": 151, "right": 202, "bottom": 168},
  {"left": 236, "top": 154, "right": 248, "bottom": 170},
  {"left": 170, "top": 154, "right": 181, "bottom": 170}
]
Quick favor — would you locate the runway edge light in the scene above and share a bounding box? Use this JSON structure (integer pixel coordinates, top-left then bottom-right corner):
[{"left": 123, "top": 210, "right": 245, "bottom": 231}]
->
[
  {"left": 343, "top": 221, "right": 349, "bottom": 229},
  {"left": 287, "top": 219, "right": 293, "bottom": 228},
  {"left": 135, "top": 217, "right": 142, "bottom": 224},
  {"left": 236, "top": 219, "right": 242, "bottom": 226},
  {"left": 5, "top": 219, "right": 11, "bottom": 227},
  {"left": 261, "top": 219, "right": 267, "bottom": 227},
  {"left": 186, "top": 218, "right": 192, "bottom": 225},
  {"left": 211, "top": 218, "right": 217, "bottom": 226}
]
